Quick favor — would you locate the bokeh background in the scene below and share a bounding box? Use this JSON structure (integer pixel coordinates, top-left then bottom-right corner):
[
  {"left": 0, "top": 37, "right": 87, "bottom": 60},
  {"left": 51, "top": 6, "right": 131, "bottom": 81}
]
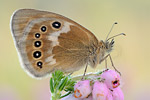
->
[{"left": 0, "top": 0, "right": 150, "bottom": 100}]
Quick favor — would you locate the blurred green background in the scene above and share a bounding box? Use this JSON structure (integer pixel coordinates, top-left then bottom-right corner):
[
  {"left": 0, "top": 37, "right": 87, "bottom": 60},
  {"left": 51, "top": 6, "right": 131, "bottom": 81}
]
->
[{"left": 0, "top": 0, "right": 150, "bottom": 100}]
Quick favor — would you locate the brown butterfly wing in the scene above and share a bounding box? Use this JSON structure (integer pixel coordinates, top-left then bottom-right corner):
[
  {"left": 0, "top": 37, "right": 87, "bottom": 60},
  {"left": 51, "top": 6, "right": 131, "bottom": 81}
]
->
[{"left": 11, "top": 9, "right": 99, "bottom": 78}]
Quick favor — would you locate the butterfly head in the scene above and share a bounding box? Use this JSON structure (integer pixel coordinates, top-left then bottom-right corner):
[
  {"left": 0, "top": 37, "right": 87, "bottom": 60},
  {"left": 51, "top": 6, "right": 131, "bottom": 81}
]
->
[
  {"left": 101, "top": 32, "right": 125, "bottom": 53},
  {"left": 99, "top": 39, "right": 114, "bottom": 53},
  {"left": 105, "top": 39, "right": 115, "bottom": 53}
]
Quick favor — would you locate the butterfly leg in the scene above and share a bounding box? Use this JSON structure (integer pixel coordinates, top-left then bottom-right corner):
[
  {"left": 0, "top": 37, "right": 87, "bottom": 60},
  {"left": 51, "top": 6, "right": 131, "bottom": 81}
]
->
[
  {"left": 105, "top": 59, "right": 108, "bottom": 69},
  {"left": 68, "top": 72, "right": 73, "bottom": 76},
  {"left": 108, "top": 54, "right": 121, "bottom": 75},
  {"left": 81, "top": 63, "right": 88, "bottom": 80},
  {"left": 100, "top": 54, "right": 121, "bottom": 75},
  {"left": 100, "top": 55, "right": 109, "bottom": 72},
  {"left": 99, "top": 54, "right": 109, "bottom": 64}
]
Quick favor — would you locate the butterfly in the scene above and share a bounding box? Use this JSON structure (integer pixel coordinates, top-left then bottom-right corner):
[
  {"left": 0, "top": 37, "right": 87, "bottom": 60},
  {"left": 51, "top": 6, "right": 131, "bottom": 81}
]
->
[{"left": 10, "top": 9, "right": 125, "bottom": 78}]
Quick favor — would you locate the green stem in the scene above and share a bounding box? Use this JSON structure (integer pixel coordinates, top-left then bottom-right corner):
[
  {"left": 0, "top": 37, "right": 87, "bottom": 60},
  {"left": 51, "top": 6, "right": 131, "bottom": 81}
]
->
[
  {"left": 72, "top": 72, "right": 100, "bottom": 81},
  {"left": 51, "top": 93, "right": 60, "bottom": 100}
]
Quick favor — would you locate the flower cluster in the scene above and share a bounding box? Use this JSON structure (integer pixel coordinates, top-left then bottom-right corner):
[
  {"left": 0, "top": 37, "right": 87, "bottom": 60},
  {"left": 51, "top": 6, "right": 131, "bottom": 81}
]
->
[{"left": 61, "top": 70, "right": 124, "bottom": 100}]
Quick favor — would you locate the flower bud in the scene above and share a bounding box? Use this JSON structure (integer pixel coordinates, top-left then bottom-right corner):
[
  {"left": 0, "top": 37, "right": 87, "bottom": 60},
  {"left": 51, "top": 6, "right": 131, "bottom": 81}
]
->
[
  {"left": 92, "top": 81, "right": 109, "bottom": 100},
  {"left": 83, "top": 95, "right": 92, "bottom": 100},
  {"left": 106, "top": 91, "right": 113, "bottom": 100},
  {"left": 74, "top": 80, "right": 92, "bottom": 98},
  {"left": 111, "top": 87, "right": 124, "bottom": 100},
  {"left": 101, "top": 69, "right": 120, "bottom": 89}
]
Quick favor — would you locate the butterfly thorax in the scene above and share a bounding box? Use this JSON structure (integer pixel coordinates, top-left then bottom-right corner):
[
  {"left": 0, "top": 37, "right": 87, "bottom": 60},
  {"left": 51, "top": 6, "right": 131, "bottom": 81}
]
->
[
  {"left": 88, "top": 40, "right": 109, "bottom": 68},
  {"left": 93, "top": 39, "right": 114, "bottom": 66}
]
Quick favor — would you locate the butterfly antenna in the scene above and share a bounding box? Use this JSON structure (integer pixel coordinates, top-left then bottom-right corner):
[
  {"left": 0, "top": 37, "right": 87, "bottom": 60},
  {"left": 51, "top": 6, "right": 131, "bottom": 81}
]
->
[
  {"left": 105, "top": 22, "right": 118, "bottom": 41},
  {"left": 107, "top": 33, "right": 126, "bottom": 41}
]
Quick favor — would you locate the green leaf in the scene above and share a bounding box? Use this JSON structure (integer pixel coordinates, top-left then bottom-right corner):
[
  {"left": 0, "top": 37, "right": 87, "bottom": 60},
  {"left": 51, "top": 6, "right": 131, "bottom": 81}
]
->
[
  {"left": 60, "top": 92, "right": 72, "bottom": 98},
  {"left": 50, "top": 70, "right": 77, "bottom": 100},
  {"left": 64, "top": 87, "right": 74, "bottom": 92},
  {"left": 50, "top": 78, "right": 54, "bottom": 93},
  {"left": 58, "top": 77, "right": 68, "bottom": 91},
  {"left": 52, "top": 73, "right": 55, "bottom": 78}
]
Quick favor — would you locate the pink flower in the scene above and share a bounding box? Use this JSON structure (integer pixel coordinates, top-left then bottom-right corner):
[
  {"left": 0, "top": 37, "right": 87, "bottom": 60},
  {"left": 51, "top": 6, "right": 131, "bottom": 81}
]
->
[
  {"left": 74, "top": 80, "right": 92, "bottom": 98},
  {"left": 111, "top": 87, "right": 124, "bottom": 100},
  {"left": 61, "top": 94, "right": 82, "bottom": 100},
  {"left": 101, "top": 69, "right": 120, "bottom": 89},
  {"left": 92, "top": 81, "right": 109, "bottom": 100},
  {"left": 106, "top": 91, "right": 113, "bottom": 100},
  {"left": 83, "top": 95, "right": 93, "bottom": 100}
]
